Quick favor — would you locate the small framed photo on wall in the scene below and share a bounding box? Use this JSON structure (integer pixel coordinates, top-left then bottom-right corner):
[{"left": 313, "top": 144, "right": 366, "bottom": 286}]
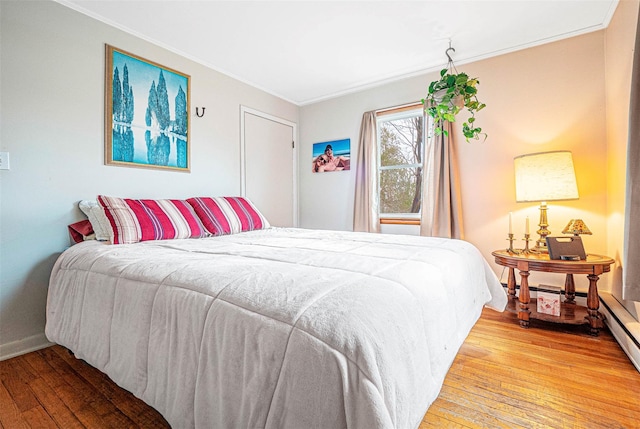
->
[{"left": 312, "top": 138, "right": 350, "bottom": 173}]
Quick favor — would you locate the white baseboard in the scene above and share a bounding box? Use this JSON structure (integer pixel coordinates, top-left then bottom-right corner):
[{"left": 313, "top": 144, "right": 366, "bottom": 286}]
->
[
  {"left": 600, "top": 292, "right": 640, "bottom": 373},
  {"left": 0, "top": 332, "right": 53, "bottom": 361}
]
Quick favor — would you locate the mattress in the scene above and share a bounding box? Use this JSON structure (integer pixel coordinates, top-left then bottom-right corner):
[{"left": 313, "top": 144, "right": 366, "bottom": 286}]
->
[{"left": 45, "top": 227, "right": 507, "bottom": 428}]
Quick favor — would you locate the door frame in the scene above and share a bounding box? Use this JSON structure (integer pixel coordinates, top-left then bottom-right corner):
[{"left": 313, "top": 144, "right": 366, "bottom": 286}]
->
[{"left": 240, "top": 105, "right": 298, "bottom": 227}]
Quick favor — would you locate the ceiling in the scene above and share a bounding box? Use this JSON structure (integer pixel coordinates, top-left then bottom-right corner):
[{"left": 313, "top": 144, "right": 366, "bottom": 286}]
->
[{"left": 57, "top": 0, "right": 619, "bottom": 106}]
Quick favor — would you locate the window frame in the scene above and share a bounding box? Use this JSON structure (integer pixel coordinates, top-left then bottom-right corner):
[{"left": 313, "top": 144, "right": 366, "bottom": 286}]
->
[{"left": 376, "top": 104, "right": 426, "bottom": 223}]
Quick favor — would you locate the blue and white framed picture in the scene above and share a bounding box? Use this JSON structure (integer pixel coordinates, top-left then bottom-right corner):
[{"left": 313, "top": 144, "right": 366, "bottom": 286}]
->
[
  {"left": 312, "top": 138, "right": 351, "bottom": 173},
  {"left": 105, "top": 45, "right": 190, "bottom": 172}
]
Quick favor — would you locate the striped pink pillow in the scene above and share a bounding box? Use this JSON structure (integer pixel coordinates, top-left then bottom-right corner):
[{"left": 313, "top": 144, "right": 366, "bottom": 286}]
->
[
  {"left": 186, "top": 197, "right": 270, "bottom": 236},
  {"left": 98, "top": 196, "right": 208, "bottom": 244}
]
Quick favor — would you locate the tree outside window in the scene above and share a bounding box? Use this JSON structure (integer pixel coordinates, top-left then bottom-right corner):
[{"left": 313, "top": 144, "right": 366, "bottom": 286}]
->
[{"left": 378, "top": 109, "right": 425, "bottom": 217}]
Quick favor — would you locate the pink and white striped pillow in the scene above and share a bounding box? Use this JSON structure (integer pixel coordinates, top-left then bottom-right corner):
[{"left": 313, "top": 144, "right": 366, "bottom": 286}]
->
[
  {"left": 186, "top": 197, "right": 270, "bottom": 236},
  {"left": 97, "top": 195, "right": 209, "bottom": 244}
]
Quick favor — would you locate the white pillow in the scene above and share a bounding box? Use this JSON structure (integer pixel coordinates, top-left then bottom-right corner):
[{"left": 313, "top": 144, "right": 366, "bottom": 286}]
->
[{"left": 78, "top": 200, "right": 111, "bottom": 241}]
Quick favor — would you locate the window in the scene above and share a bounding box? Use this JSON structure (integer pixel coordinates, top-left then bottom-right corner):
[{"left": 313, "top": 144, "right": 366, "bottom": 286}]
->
[{"left": 377, "top": 106, "right": 426, "bottom": 220}]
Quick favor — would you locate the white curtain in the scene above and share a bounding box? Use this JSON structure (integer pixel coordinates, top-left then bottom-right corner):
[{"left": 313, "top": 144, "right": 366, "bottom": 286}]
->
[
  {"left": 623, "top": 7, "right": 640, "bottom": 301},
  {"left": 353, "top": 111, "right": 380, "bottom": 232},
  {"left": 420, "top": 120, "right": 464, "bottom": 239}
]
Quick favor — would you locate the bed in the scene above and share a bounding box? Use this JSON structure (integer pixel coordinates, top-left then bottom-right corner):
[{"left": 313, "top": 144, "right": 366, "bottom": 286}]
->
[{"left": 46, "top": 225, "right": 507, "bottom": 428}]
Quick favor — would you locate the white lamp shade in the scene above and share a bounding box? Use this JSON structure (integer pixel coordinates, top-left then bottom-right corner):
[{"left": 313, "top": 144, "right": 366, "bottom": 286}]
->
[{"left": 514, "top": 151, "right": 579, "bottom": 202}]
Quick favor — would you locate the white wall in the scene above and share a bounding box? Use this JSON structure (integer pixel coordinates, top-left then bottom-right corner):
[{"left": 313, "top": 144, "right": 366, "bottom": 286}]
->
[
  {"left": 299, "top": 32, "right": 609, "bottom": 291},
  {"left": 0, "top": 0, "right": 298, "bottom": 358},
  {"left": 299, "top": 81, "right": 427, "bottom": 231}
]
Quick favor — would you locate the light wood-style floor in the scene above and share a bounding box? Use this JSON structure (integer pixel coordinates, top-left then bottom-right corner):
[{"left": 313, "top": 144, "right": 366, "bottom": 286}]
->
[
  {"left": 421, "top": 309, "right": 640, "bottom": 428},
  {"left": 1, "top": 308, "right": 639, "bottom": 428}
]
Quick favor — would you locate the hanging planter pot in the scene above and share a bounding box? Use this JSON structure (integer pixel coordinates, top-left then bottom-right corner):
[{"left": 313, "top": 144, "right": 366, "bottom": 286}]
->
[
  {"left": 422, "top": 47, "right": 487, "bottom": 142},
  {"left": 432, "top": 88, "right": 465, "bottom": 110}
]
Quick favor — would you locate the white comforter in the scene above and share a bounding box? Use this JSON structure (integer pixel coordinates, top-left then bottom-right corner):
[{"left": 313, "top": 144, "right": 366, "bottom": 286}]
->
[{"left": 46, "top": 228, "right": 507, "bottom": 429}]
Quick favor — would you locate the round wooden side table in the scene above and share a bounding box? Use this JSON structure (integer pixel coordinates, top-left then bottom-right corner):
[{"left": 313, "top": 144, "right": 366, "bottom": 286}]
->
[{"left": 492, "top": 250, "right": 614, "bottom": 335}]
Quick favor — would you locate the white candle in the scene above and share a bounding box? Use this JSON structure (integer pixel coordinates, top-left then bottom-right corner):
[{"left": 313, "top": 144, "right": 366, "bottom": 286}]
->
[
  {"left": 526, "top": 216, "right": 530, "bottom": 235},
  {"left": 509, "top": 212, "right": 513, "bottom": 235}
]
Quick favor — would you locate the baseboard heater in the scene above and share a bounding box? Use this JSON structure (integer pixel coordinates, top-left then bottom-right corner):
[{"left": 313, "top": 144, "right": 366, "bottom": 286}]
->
[{"left": 599, "top": 292, "right": 640, "bottom": 373}]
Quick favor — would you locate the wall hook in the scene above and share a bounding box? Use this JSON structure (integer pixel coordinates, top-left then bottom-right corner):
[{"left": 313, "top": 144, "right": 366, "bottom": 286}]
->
[{"left": 196, "top": 107, "right": 206, "bottom": 118}]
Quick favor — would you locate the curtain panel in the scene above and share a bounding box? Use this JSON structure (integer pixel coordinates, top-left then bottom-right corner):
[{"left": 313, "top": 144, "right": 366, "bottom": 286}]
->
[
  {"left": 623, "top": 7, "right": 640, "bottom": 301},
  {"left": 353, "top": 111, "right": 380, "bottom": 232},
  {"left": 420, "top": 121, "right": 464, "bottom": 239},
  {"left": 353, "top": 111, "right": 464, "bottom": 238}
]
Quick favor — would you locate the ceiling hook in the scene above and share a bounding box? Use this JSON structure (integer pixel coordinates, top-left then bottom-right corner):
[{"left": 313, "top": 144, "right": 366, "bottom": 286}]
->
[{"left": 445, "top": 46, "right": 455, "bottom": 63}]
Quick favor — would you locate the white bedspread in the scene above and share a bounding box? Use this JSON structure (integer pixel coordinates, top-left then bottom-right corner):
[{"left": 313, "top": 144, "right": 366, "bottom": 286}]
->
[{"left": 46, "top": 228, "right": 506, "bottom": 429}]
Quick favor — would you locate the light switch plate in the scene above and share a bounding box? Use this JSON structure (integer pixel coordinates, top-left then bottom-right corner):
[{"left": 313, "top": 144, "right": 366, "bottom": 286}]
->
[{"left": 0, "top": 152, "right": 10, "bottom": 170}]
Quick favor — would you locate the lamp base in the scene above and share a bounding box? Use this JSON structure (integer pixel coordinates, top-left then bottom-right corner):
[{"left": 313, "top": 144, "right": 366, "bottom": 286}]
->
[
  {"left": 532, "top": 239, "right": 549, "bottom": 254},
  {"left": 533, "top": 201, "right": 550, "bottom": 253}
]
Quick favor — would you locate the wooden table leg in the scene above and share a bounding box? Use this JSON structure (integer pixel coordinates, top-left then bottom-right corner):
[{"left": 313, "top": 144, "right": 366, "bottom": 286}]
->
[
  {"left": 507, "top": 267, "right": 516, "bottom": 300},
  {"left": 586, "top": 274, "right": 603, "bottom": 336},
  {"left": 518, "top": 270, "right": 531, "bottom": 328},
  {"left": 564, "top": 274, "right": 575, "bottom": 304}
]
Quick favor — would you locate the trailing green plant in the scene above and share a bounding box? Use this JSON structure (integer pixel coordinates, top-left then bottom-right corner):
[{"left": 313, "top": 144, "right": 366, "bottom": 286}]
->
[{"left": 422, "top": 68, "right": 487, "bottom": 142}]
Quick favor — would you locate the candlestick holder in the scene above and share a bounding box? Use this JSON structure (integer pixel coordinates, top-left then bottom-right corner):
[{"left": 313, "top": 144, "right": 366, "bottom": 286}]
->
[
  {"left": 507, "top": 233, "right": 519, "bottom": 254},
  {"left": 521, "top": 233, "right": 533, "bottom": 254}
]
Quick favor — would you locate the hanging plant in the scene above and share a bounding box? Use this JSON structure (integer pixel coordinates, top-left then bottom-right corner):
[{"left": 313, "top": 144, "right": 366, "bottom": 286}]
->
[{"left": 421, "top": 48, "right": 487, "bottom": 142}]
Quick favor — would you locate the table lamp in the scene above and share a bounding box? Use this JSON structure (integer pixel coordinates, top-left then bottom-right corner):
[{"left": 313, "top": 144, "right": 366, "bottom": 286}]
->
[
  {"left": 562, "top": 219, "right": 592, "bottom": 236},
  {"left": 514, "top": 151, "right": 579, "bottom": 252}
]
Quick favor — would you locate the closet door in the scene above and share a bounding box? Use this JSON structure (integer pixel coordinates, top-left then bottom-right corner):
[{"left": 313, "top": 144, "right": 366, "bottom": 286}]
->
[{"left": 241, "top": 106, "right": 297, "bottom": 227}]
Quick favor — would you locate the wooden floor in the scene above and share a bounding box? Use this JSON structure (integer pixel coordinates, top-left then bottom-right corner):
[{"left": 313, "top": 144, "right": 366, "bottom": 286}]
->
[
  {"left": 1, "top": 309, "right": 639, "bottom": 429},
  {"left": 421, "top": 309, "right": 640, "bottom": 429}
]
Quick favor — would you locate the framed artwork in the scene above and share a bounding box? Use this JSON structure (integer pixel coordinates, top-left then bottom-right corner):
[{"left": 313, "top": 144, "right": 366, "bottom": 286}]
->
[
  {"left": 312, "top": 138, "right": 351, "bottom": 173},
  {"left": 105, "top": 45, "right": 190, "bottom": 172}
]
